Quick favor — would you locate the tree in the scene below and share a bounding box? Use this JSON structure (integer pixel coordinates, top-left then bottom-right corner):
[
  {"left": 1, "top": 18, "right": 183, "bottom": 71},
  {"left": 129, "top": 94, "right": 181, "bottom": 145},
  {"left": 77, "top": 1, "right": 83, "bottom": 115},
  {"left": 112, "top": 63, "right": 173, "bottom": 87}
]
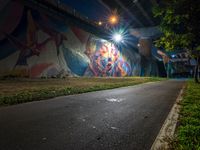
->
[{"left": 153, "top": 0, "right": 200, "bottom": 82}]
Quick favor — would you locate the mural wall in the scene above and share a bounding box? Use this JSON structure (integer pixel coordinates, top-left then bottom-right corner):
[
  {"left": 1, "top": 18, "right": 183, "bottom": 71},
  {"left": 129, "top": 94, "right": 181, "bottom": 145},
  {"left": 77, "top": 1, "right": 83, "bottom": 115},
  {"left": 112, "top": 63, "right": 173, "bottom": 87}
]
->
[{"left": 0, "top": 1, "right": 157, "bottom": 78}]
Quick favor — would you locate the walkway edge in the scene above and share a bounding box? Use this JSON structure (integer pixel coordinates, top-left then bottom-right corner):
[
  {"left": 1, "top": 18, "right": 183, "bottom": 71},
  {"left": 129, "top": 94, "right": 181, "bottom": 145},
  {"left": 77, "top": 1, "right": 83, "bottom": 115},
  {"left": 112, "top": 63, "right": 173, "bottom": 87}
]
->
[{"left": 150, "top": 84, "right": 186, "bottom": 150}]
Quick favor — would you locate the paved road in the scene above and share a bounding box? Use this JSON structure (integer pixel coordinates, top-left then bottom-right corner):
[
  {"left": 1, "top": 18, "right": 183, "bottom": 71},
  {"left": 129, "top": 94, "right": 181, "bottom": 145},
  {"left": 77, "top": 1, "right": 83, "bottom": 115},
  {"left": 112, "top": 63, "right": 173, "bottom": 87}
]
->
[{"left": 0, "top": 80, "right": 185, "bottom": 150}]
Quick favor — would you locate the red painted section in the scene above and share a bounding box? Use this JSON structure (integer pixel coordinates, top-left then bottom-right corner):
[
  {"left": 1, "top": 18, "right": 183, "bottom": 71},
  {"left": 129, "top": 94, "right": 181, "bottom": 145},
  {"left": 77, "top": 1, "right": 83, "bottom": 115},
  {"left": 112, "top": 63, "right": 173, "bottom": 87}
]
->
[{"left": 30, "top": 63, "right": 52, "bottom": 77}]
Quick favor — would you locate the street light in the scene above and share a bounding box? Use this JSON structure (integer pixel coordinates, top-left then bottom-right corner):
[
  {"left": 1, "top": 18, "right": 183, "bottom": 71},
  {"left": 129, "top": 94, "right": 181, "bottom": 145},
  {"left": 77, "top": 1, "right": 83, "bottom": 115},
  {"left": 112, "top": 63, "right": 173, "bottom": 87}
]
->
[
  {"left": 98, "top": 21, "right": 102, "bottom": 26},
  {"left": 112, "top": 32, "right": 124, "bottom": 53},
  {"left": 108, "top": 15, "right": 119, "bottom": 25},
  {"left": 113, "top": 33, "right": 123, "bottom": 43},
  {"left": 108, "top": 9, "right": 119, "bottom": 25}
]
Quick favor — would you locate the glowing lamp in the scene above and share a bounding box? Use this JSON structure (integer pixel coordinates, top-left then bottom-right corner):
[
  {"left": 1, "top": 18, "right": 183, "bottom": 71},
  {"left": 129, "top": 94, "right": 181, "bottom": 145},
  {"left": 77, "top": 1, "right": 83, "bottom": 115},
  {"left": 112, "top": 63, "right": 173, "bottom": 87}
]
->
[
  {"left": 113, "top": 33, "right": 123, "bottom": 43},
  {"left": 98, "top": 21, "right": 102, "bottom": 26},
  {"left": 109, "top": 15, "right": 119, "bottom": 25},
  {"left": 171, "top": 54, "right": 176, "bottom": 58}
]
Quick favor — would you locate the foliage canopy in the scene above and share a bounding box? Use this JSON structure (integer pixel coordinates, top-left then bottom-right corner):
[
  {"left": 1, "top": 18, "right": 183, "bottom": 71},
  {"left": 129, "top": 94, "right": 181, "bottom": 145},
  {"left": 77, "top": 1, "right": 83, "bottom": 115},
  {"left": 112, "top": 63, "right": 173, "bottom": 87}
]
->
[{"left": 153, "top": 0, "right": 200, "bottom": 52}]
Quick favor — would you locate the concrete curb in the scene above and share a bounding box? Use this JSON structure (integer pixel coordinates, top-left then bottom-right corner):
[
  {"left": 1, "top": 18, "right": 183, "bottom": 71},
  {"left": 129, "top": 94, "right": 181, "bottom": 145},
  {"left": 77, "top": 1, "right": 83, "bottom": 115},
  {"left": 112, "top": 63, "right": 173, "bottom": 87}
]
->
[{"left": 150, "top": 85, "right": 186, "bottom": 150}]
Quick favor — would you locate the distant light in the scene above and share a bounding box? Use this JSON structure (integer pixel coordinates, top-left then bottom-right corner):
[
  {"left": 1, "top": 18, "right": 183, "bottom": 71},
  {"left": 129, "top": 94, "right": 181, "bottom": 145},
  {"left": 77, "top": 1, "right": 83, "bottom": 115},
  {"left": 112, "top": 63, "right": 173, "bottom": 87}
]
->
[
  {"left": 137, "top": 43, "right": 140, "bottom": 47},
  {"left": 98, "top": 21, "right": 102, "bottom": 26},
  {"left": 109, "top": 15, "right": 119, "bottom": 25},
  {"left": 113, "top": 33, "right": 123, "bottom": 43},
  {"left": 171, "top": 54, "right": 176, "bottom": 58}
]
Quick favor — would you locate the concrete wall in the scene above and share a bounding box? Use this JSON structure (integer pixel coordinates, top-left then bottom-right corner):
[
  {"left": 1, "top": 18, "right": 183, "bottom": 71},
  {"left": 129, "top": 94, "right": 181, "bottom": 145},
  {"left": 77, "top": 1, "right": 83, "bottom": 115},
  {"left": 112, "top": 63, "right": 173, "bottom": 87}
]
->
[{"left": 0, "top": 1, "right": 158, "bottom": 78}]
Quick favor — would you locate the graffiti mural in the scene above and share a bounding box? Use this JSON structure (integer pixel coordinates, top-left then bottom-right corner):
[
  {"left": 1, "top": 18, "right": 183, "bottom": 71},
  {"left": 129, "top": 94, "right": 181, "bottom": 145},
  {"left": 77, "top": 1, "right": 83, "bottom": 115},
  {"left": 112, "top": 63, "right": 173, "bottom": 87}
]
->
[
  {"left": 84, "top": 37, "right": 131, "bottom": 76},
  {"left": 0, "top": 1, "right": 158, "bottom": 78}
]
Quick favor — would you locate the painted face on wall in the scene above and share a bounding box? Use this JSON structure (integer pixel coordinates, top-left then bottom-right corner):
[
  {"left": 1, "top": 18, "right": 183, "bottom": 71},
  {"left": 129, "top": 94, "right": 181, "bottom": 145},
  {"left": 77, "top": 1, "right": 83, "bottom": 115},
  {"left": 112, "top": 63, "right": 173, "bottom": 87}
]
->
[{"left": 85, "top": 37, "right": 131, "bottom": 77}]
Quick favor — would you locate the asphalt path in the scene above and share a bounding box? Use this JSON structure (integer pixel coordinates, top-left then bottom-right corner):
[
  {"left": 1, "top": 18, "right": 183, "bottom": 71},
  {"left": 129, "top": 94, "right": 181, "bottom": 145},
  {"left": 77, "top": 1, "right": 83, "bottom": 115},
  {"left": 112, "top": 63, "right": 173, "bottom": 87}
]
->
[{"left": 0, "top": 80, "right": 185, "bottom": 150}]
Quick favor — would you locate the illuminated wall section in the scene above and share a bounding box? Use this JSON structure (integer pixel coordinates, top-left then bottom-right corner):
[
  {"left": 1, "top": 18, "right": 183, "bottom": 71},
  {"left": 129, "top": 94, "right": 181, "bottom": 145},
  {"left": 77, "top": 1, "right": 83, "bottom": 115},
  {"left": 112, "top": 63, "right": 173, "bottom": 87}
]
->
[{"left": 0, "top": 1, "right": 156, "bottom": 78}]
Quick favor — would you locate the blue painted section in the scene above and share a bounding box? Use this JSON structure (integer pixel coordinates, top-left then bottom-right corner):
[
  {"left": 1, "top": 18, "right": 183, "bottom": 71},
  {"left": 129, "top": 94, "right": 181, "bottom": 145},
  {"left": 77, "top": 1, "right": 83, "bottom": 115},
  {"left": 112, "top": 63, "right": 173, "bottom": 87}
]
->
[{"left": 62, "top": 46, "right": 88, "bottom": 76}]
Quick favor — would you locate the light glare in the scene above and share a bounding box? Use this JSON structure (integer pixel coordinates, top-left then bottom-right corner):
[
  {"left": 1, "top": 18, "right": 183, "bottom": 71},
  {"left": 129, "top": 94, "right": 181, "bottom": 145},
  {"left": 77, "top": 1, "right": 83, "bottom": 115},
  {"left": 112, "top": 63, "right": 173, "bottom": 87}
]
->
[
  {"left": 113, "top": 33, "right": 123, "bottom": 42},
  {"left": 98, "top": 21, "right": 102, "bottom": 25},
  {"left": 109, "top": 15, "right": 119, "bottom": 25}
]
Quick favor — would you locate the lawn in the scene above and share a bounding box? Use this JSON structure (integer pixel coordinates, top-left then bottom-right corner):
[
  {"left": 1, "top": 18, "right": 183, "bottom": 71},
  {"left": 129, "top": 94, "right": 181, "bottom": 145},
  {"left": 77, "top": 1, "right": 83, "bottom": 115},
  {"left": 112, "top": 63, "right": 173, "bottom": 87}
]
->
[
  {"left": 0, "top": 77, "right": 164, "bottom": 106},
  {"left": 172, "top": 81, "right": 200, "bottom": 150}
]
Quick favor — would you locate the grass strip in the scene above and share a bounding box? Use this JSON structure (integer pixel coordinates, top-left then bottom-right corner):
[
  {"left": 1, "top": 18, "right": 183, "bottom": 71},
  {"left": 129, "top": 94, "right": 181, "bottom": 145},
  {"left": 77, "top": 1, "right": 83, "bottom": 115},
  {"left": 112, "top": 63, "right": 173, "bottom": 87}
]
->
[
  {"left": 0, "top": 77, "right": 164, "bottom": 106},
  {"left": 172, "top": 81, "right": 200, "bottom": 150}
]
